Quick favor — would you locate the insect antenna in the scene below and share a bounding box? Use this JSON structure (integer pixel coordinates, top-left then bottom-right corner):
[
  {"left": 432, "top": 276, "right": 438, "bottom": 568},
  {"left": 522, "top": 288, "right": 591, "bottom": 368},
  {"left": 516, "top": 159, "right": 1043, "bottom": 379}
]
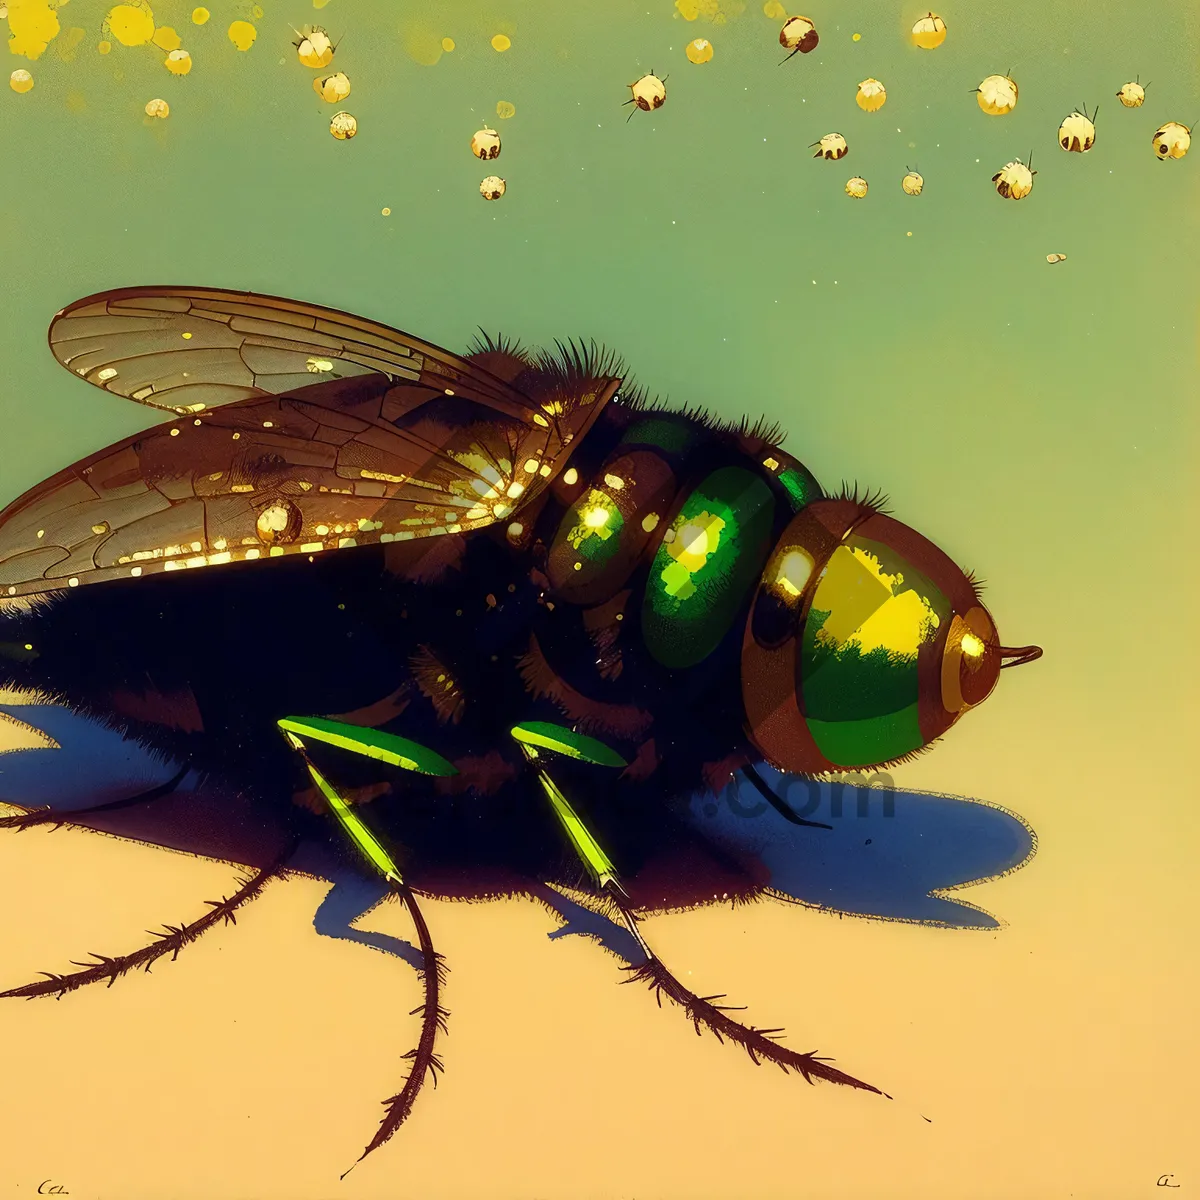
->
[
  {"left": 740, "top": 763, "right": 832, "bottom": 829},
  {"left": 0, "top": 841, "right": 295, "bottom": 1000},
  {"left": 341, "top": 882, "right": 448, "bottom": 1178}
]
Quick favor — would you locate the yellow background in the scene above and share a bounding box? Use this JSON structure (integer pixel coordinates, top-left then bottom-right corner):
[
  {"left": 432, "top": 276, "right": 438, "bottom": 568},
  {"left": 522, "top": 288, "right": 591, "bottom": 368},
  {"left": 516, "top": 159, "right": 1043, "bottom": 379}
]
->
[{"left": 1, "top": 0, "right": 1197, "bottom": 1196}]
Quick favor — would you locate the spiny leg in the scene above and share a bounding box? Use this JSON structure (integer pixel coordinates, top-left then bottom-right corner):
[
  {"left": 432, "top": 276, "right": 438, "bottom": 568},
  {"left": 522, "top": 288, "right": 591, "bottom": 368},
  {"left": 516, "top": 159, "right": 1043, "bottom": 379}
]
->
[
  {"left": 278, "top": 721, "right": 451, "bottom": 1176},
  {"left": 516, "top": 731, "right": 887, "bottom": 1099},
  {"left": 0, "top": 840, "right": 294, "bottom": 1000},
  {"left": 344, "top": 881, "right": 447, "bottom": 1180},
  {"left": 601, "top": 883, "right": 885, "bottom": 1093}
]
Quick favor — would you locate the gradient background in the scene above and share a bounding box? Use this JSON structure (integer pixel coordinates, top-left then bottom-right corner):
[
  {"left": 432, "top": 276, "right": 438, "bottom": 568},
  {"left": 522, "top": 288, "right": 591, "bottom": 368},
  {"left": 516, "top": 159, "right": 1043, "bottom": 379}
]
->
[{"left": 1, "top": 1, "right": 1198, "bottom": 1197}]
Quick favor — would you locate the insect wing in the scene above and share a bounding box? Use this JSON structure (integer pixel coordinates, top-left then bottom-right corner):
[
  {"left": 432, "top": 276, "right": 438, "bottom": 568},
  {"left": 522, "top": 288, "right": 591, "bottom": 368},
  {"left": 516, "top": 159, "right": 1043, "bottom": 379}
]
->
[
  {"left": 46, "top": 286, "right": 526, "bottom": 415},
  {"left": 2, "top": 291, "right": 621, "bottom": 599}
]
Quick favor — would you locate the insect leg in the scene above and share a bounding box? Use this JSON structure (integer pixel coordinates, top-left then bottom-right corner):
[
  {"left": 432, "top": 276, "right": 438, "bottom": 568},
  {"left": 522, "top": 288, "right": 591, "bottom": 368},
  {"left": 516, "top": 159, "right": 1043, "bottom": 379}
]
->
[
  {"left": 525, "top": 753, "right": 886, "bottom": 1098},
  {"left": 278, "top": 726, "right": 448, "bottom": 1175},
  {"left": 0, "top": 839, "right": 295, "bottom": 1000}
]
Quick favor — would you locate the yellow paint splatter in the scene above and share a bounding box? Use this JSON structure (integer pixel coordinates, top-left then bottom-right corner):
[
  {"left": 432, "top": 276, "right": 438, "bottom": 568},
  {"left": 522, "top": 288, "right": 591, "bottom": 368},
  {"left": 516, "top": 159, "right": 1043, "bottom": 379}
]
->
[
  {"left": 685, "top": 36, "right": 712, "bottom": 62},
  {"left": 852, "top": 31, "right": 860, "bottom": 40},
  {"left": 191, "top": 6, "right": 207, "bottom": 23},
  {"left": 496, "top": 99, "right": 515, "bottom": 119},
  {"left": 251, "top": 3, "right": 262, "bottom": 17},
  {"left": 313, "top": 0, "right": 330, "bottom": 8},
  {"left": 9, "top": 68, "right": 34, "bottom": 92},
  {"left": 678, "top": 0, "right": 742, "bottom": 20},
  {"left": 164, "top": 46, "right": 191, "bottom": 73},
  {"left": 401, "top": 23, "right": 441, "bottom": 65},
  {"left": 8, "top": 0, "right": 61, "bottom": 60},
  {"left": 97, "top": 38, "right": 111, "bottom": 51},
  {"left": 762, "top": 0, "right": 786, "bottom": 18},
  {"left": 440, "top": 36, "right": 454, "bottom": 51},
  {"left": 106, "top": 4, "right": 155, "bottom": 47},
  {"left": 227, "top": 19, "right": 255, "bottom": 50},
  {"left": 151, "top": 24, "right": 179, "bottom": 50},
  {"left": 490, "top": 33, "right": 510, "bottom": 51},
  {"left": 145, "top": 96, "right": 168, "bottom": 117},
  {"left": 381, "top": 206, "right": 390, "bottom": 215},
  {"left": 54, "top": 23, "right": 84, "bottom": 60}
]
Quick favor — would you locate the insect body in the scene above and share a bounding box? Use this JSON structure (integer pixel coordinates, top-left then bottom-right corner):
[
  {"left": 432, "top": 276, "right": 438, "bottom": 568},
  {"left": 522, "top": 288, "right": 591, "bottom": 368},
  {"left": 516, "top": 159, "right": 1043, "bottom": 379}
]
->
[
  {"left": 1059, "top": 104, "right": 1098, "bottom": 153},
  {"left": 0, "top": 288, "right": 1042, "bottom": 1171}
]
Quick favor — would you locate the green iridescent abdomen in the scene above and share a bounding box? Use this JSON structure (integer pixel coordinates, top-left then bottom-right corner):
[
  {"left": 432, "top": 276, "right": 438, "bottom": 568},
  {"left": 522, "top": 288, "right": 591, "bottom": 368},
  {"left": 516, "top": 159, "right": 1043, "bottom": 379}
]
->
[{"left": 641, "top": 466, "right": 776, "bottom": 669}]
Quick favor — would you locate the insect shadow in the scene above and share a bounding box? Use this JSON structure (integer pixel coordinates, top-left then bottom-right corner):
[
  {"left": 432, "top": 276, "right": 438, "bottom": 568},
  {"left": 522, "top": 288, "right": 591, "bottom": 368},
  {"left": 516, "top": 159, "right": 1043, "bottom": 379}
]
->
[
  {"left": 683, "top": 764, "right": 1036, "bottom": 929},
  {"left": 1, "top": 699, "right": 1035, "bottom": 972}
]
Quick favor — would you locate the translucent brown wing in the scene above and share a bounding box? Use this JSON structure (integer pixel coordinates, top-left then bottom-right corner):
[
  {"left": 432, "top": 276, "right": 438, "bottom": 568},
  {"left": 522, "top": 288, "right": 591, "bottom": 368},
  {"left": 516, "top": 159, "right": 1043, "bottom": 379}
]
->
[
  {"left": 0, "top": 290, "right": 620, "bottom": 600},
  {"left": 46, "top": 285, "right": 529, "bottom": 415}
]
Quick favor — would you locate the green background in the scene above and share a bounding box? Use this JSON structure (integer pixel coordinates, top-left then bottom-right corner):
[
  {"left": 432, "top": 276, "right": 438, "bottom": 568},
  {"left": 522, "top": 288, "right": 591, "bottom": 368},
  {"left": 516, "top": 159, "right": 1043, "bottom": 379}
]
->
[
  {"left": 3, "top": 0, "right": 1196, "bottom": 827},
  {"left": 1, "top": 2, "right": 1198, "bottom": 1197}
]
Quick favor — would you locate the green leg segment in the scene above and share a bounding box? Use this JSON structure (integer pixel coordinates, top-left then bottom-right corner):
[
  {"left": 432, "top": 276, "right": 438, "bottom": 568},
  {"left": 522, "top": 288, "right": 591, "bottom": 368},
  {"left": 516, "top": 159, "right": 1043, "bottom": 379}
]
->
[
  {"left": 283, "top": 730, "right": 404, "bottom": 886},
  {"left": 277, "top": 719, "right": 448, "bottom": 1175}
]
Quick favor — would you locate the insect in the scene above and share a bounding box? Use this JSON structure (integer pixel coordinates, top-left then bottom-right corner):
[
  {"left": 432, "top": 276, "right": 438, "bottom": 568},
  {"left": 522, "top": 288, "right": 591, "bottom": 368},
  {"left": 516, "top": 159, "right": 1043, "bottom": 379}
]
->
[
  {"left": 624, "top": 71, "right": 666, "bottom": 121},
  {"left": 0, "top": 287, "right": 1043, "bottom": 1173},
  {"left": 778, "top": 15, "right": 819, "bottom": 63},
  {"left": 1151, "top": 120, "right": 1191, "bottom": 161},
  {"left": 812, "top": 132, "right": 849, "bottom": 161},
  {"left": 1058, "top": 103, "right": 1098, "bottom": 153},
  {"left": 993, "top": 153, "right": 1037, "bottom": 200}
]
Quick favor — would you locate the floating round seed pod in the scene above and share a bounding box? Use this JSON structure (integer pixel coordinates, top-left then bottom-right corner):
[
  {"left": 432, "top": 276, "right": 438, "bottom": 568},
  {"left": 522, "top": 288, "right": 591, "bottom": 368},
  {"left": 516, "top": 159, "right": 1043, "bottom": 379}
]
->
[
  {"left": 330, "top": 111, "right": 357, "bottom": 140},
  {"left": 911, "top": 12, "right": 947, "bottom": 49},
  {"left": 314, "top": 72, "right": 350, "bottom": 103},
  {"left": 856, "top": 78, "right": 886, "bottom": 112},
  {"left": 1058, "top": 105, "right": 1097, "bottom": 153},
  {"left": 976, "top": 73, "right": 1018, "bottom": 116},
  {"left": 992, "top": 157, "right": 1035, "bottom": 199},
  {"left": 1115, "top": 79, "right": 1145, "bottom": 108},
  {"left": 812, "top": 132, "right": 848, "bottom": 160},
  {"left": 779, "top": 15, "right": 818, "bottom": 58},
  {"left": 1152, "top": 121, "right": 1190, "bottom": 160},
  {"left": 296, "top": 25, "right": 334, "bottom": 68},
  {"left": 471, "top": 127, "right": 501, "bottom": 160},
  {"left": 627, "top": 71, "right": 666, "bottom": 114}
]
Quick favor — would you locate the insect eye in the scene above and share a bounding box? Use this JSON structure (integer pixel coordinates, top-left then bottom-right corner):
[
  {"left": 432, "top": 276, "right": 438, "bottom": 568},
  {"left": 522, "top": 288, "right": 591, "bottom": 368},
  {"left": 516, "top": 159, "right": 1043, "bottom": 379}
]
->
[{"left": 940, "top": 608, "right": 1001, "bottom": 713}]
